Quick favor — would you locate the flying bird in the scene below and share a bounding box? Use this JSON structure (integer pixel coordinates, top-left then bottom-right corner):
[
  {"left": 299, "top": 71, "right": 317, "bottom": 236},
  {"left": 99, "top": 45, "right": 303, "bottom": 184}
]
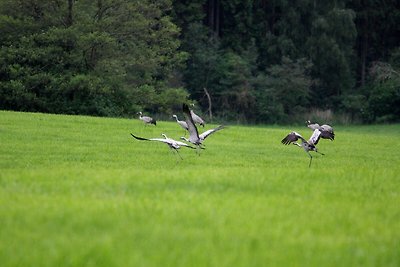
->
[
  {"left": 130, "top": 133, "right": 195, "bottom": 160},
  {"left": 138, "top": 112, "right": 156, "bottom": 126},
  {"left": 181, "top": 125, "right": 225, "bottom": 143},
  {"left": 182, "top": 103, "right": 203, "bottom": 149},
  {"left": 306, "top": 120, "right": 335, "bottom": 140},
  {"left": 182, "top": 103, "right": 224, "bottom": 151},
  {"left": 281, "top": 129, "right": 326, "bottom": 167}
]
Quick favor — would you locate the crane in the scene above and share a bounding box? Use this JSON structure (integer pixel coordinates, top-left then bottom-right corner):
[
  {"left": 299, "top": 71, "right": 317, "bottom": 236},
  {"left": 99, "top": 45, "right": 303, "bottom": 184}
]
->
[
  {"left": 138, "top": 112, "right": 156, "bottom": 126},
  {"left": 306, "top": 120, "right": 335, "bottom": 140},
  {"left": 182, "top": 103, "right": 224, "bottom": 150},
  {"left": 181, "top": 125, "right": 225, "bottom": 143},
  {"left": 172, "top": 114, "right": 189, "bottom": 131},
  {"left": 130, "top": 133, "right": 195, "bottom": 160},
  {"left": 281, "top": 129, "right": 326, "bottom": 167},
  {"left": 190, "top": 109, "right": 205, "bottom": 127}
]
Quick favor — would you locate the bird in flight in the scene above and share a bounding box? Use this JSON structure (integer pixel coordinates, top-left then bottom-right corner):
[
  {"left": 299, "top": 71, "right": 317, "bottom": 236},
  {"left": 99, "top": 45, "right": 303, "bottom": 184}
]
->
[
  {"left": 281, "top": 129, "right": 327, "bottom": 167},
  {"left": 306, "top": 120, "right": 335, "bottom": 140},
  {"left": 181, "top": 103, "right": 225, "bottom": 151}
]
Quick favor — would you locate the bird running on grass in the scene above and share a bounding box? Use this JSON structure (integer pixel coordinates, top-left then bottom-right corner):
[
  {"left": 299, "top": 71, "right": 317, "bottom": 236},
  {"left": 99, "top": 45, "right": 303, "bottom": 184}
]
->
[
  {"left": 306, "top": 120, "right": 335, "bottom": 140},
  {"left": 138, "top": 112, "right": 156, "bottom": 126},
  {"left": 281, "top": 129, "right": 326, "bottom": 167},
  {"left": 130, "top": 133, "right": 195, "bottom": 160}
]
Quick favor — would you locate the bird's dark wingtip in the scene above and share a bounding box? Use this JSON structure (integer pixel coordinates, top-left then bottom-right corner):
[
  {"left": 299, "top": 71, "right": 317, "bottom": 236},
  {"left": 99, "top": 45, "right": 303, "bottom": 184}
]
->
[
  {"left": 281, "top": 138, "right": 291, "bottom": 145},
  {"left": 182, "top": 103, "right": 190, "bottom": 113},
  {"left": 130, "top": 133, "right": 148, "bottom": 141}
]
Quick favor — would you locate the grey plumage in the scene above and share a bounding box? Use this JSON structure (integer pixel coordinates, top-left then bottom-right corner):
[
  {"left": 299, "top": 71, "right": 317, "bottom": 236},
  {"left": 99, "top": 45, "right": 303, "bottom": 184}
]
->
[
  {"left": 182, "top": 103, "right": 224, "bottom": 149},
  {"left": 190, "top": 110, "right": 205, "bottom": 127},
  {"left": 182, "top": 103, "right": 202, "bottom": 147},
  {"left": 172, "top": 114, "right": 189, "bottom": 131},
  {"left": 181, "top": 125, "right": 225, "bottom": 143},
  {"left": 281, "top": 129, "right": 325, "bottom": 167},
  {"left": 138, "top": 112, "right": 156, "bottom": 126},
  {"left": 306, "top": 120, "right": 335, "bottom": 140}
]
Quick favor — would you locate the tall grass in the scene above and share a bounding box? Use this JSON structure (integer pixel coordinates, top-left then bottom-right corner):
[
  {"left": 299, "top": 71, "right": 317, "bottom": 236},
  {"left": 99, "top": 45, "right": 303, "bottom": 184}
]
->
[{"left": 1, "top": 111, "right": 399, "bottom": 267}]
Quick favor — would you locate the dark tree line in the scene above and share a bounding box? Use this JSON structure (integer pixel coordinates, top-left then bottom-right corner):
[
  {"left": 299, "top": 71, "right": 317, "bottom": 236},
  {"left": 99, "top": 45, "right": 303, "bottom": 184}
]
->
[
  {"left": 173, "top": 0, "right": 400, "bottom": 123},
  {"left": 1, "top": 0, "right": 399, "bottom": 123}
]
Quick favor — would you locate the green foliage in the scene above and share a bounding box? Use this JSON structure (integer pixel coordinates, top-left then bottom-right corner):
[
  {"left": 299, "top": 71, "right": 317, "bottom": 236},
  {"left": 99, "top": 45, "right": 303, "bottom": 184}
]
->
[
  {"left": 213, "top": 49, "right": 256, "bottom": 119},
  {"left": 255, "top": 57, "right": 314, "bottom": 123},
  {"left": 367, "top": 81, "right": 400, "bottom": 122},
  {"left": 1, "top": 111, "right": 400, "bottom": 266},
  {"left": 0, "top": 0, "right": 188, "bottom": 116},
  {"left": 357, "top": 60, "right": 400, "bottom": 123},
  {"left": 307, "top": 7, "right": 356, "bottom": 106}
]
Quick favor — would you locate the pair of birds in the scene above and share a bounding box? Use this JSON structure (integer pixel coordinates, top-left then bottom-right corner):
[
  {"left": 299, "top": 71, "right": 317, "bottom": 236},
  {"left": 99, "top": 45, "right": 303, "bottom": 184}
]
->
[
  {"left": 132, "top": 104, "right": 224, "bottom": 159},
  {"left": 138, "top": 106, "right": 205, "bottom": 128},
  {"left": 172, "top": 110, "right": 204, "bottom": 132},
  {"left": 281, "top": 120, "right": 335, "bottom": 167}
]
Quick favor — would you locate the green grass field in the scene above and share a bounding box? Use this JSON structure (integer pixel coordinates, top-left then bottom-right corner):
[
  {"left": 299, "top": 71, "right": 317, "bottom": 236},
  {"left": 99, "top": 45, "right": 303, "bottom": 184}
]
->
[{"left": 1, "top": 110, "right": 399, "bottom": 267}]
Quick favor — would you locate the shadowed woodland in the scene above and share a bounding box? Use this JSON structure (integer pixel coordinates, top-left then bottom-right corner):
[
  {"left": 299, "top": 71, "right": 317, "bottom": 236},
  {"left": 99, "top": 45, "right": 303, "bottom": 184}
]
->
[{"left": 0, "top": 0, "right": 399, "bottom": 124}]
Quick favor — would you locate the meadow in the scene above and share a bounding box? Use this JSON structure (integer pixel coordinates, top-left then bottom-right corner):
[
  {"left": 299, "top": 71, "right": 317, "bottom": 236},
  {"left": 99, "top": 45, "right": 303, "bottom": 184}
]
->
[{"left": 0, "top": 110, "right": 399, "bottom": 267}]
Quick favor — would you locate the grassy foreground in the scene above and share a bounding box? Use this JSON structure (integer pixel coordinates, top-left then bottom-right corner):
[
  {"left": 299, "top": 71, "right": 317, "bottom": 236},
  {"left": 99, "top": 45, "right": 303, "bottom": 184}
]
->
[{"left": 0, "top": 110, "right": 399, "bottom": 267}]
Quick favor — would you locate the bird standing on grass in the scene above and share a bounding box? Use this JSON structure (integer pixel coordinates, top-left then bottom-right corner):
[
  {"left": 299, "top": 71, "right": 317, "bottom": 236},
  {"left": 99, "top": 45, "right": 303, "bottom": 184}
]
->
[
  {"left": 190, "top": 109, "right": 205, "bottom": 127},
  {"left": 306, "top": 120, "right": 335, "bottom": 140},
  {"left": 138, "top": 112, "right": 156, "bottom": 126},
  {"left": 130, "top": 133, "right": 195, "bottom": 160},
  {"left": 281, "top": 129, "right": 326, "bottom": 167},
  {"left": 172, "top": 114, "right": 189, "bottom": 132}
]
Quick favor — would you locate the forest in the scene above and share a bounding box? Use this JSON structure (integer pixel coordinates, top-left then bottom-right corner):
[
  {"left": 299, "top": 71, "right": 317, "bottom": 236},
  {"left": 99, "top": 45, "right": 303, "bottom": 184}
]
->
[{"left": 0, "top": 0, "right": 399, "bottom": 124}]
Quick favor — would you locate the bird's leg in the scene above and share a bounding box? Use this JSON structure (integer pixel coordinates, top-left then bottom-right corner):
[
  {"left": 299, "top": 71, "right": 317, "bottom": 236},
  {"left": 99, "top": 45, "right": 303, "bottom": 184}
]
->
[
  {"left": 169, "top": 147, "right": 176, "bottom": 157},
  {"left": 196, "top": 146, "right": 201, "bottom": 156},
  {"left": 175, "top": 149, "right": 183, "bottom": 160},
  {"left": 307, "top": 152, "right": 313, "bottom": 168}
]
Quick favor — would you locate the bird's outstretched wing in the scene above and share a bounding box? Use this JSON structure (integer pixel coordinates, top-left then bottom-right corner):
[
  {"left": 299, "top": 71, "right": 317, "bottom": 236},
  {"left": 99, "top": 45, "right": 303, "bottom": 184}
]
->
[
  {"left": 182, "top": 103, "right": 200, "bottom": 144},
  {"left": 199, "top": 125, "right": 225, "bottom": 140},
  {"left": 320, "top": 124, "right": 334, "bottom": 140},
  {"left": 308, "top": 129, "right": 322, "bottom": 145},
  {"left": 281, "top": 131, "right": 306, "bottom": 145},
  {"left": 130, "top": 134, "right": 168, "bottom": 144}
]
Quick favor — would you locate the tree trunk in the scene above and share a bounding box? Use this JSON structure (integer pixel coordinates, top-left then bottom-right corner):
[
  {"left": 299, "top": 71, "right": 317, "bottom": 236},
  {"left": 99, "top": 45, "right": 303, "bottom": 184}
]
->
[
  {"left": 360, "top": 35, "right": 368, "bottom": 88},
  {"left": 66, "top": 0, "right": 73, "bottom": 27},
  {"left": 203, "top": 87, "right": 213, "bottom": 121},
  {"left": 207, "top": 0, "right": 220, "bottom": 35}
]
